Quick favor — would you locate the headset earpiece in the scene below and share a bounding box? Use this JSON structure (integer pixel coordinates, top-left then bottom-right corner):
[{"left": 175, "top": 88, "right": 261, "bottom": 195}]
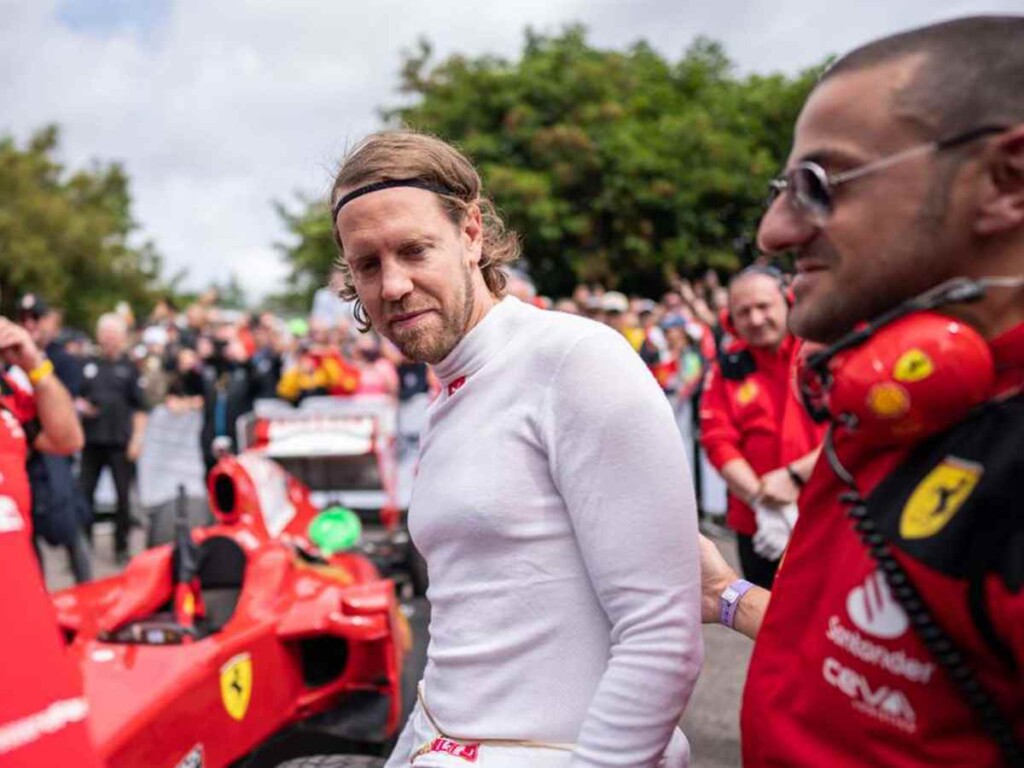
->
[{"left": 813, "top": 312, "right": 994, "bottom": 447}]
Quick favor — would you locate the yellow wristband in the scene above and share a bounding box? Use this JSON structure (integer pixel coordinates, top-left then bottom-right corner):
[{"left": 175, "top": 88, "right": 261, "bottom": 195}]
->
[{"left": 28, "top": 358, "right": 54, "bottom": 385}]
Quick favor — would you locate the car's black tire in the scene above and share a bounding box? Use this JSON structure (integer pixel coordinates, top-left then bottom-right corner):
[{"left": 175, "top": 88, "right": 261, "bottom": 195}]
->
[{"left": 274, "top": 757, "right": 385, "bottom": 768}]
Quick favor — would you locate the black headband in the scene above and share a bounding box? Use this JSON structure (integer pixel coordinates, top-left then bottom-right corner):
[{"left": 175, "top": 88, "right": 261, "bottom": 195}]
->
[{"left": 331, "top": 178, "right": 456, "bottom": 219}]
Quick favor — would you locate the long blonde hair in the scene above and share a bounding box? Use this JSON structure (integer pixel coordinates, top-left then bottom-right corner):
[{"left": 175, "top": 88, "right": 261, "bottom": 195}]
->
[{"left": 330, "top": 130, "right": 520, "bottom": 331}]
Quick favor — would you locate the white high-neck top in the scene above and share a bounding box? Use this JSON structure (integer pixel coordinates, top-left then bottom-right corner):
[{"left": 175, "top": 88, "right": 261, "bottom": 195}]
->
[{"left": 391, "top": 296, "right": 703, "bottom": 767}]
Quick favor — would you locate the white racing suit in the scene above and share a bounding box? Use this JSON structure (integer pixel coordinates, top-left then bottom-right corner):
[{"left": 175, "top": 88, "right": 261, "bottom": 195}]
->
[
  {"left": 389, "top": 297, "right": 703, "bottom": 768},
  {"left": 387, "top": 686, "right": 690, "bottom": 768}
]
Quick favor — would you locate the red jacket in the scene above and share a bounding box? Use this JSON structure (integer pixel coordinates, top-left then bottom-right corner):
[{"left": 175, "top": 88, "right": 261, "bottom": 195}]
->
[
  {"left": 742, "top": 323, "right": 1024, "bottom": 767},
  {"left": 0, "top": 373, "right": 103, "bottom": 767},
  {"left": 0, "top": 373, "right": 36, "bottom": 529},
  {"left": 699, "top": 335, "right": 824, "bottom": 534}
]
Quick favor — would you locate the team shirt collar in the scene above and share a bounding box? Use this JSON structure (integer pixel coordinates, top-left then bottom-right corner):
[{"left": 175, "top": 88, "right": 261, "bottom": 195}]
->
[
  {"left": 990, "top": 320, "right": 1024, "bottom": 395},
  {"left": 432, "top": 295, "right": 519, "bottom": 391}
]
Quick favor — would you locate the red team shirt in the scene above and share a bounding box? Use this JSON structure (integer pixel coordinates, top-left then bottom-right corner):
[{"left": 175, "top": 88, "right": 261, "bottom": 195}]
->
[
  {"left": 0, "top": 373, "right": 36, "bottom": 528},
  {"left": 0, "top": 372, "right": 102, "bottom": 767},
  {"left": 742, "top": 324, "right": 1024, "bottom": 766},
  {"left": 700, "top": 334, "right": 825, "bottom": 534}
]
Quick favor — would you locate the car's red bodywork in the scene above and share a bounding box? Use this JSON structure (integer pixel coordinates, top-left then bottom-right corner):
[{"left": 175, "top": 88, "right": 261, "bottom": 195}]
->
[{"left": 52, "top": 454, "right": 408, "bottom": 768}]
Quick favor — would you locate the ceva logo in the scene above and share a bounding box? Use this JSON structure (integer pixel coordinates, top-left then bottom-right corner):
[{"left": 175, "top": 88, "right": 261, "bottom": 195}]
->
[
  {"left": 823, "top": 657, "right": 916, "bottom": 732},
  {"left": 846, "top": 570, "right": 908, "bottom": 640}
]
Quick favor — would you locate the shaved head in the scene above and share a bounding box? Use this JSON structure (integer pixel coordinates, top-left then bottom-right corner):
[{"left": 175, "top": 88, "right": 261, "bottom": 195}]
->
[{"left": 821, "top": 16, "right": 1024, "bottom": 139}]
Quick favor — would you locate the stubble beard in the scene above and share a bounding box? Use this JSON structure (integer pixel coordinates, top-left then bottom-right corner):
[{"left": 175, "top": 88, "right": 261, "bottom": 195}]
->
[
  {"left": 788, "top": 244, "right": 859, "bottom": 344},
  {"left": 389, "top": 263, "right": 476, "bottom": 365},
  {"left": 791, "top": 189, "right": 952, "bottom": 344}
]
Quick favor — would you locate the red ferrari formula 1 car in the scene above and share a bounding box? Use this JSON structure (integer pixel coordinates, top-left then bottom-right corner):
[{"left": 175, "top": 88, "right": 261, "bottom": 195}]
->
[
  {"left": 51, "top": 452, "right": 411, "bottom": 768},
  {"left": 237, "top": 396, "right": 426, "bottom": 597}
]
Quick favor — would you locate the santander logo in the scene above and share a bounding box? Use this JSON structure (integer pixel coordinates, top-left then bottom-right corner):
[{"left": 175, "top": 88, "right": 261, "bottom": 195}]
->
[{"left": 846, "top": 570, "right": 908, "bottom": 640}]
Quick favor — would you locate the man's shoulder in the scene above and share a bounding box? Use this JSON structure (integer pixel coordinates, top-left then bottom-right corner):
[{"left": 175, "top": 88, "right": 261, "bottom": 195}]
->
[
  {"left": 510, "top": 300, "right": 623, "bottom": 352},
  {"left": 866, "top": 393, "right": 1024, "bottom": 587}
]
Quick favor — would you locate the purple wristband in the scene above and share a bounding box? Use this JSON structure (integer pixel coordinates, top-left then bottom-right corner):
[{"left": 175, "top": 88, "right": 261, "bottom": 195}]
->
[{"left": 719, "top": 579, "right": 755, "bottom": 629}]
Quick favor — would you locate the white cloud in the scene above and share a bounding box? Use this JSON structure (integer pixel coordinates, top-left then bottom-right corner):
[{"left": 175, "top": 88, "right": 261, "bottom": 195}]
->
[{"left": 1, "top": 0, "right": 1019, "bottom": 301}]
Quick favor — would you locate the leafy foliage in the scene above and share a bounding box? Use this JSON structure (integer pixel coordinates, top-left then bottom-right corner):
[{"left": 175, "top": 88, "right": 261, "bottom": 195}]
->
[
  {"left": 0, "top": 126, "right": 166, "bottom": 328},
  {"left": 277, "top": 28, "right": 823, "bottom": 300},
  {"left": 270, "top": 194, "right": 339, "bottom": 314}
]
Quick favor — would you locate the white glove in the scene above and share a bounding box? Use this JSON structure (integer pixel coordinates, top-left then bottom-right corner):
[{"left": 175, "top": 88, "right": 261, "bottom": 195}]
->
[{"left": 752, "top": 502, "right": 798, "bottom": 561}]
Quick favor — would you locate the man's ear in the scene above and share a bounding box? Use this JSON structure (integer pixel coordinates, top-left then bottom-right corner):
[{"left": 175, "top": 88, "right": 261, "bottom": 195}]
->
[
  {"left": 462, "top": 203, "right": 484, "bottom": 265},
  {"left": 975, "top": 125, "right": 1024, "bottom": 236}
]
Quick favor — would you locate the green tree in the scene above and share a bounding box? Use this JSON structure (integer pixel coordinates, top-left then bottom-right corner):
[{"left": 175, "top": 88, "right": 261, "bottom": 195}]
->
[
  {"left": 0, "top": 126, "right": 166, "bottom": 329},
  {"left": 206, "top": 272, "right": 249, "bottom": 311},
  {"left": 269, "top": 194, "right": 338, "bottom": 315},
  {"left": 276, "top": 28, "right": 823, "bottom": 300}
]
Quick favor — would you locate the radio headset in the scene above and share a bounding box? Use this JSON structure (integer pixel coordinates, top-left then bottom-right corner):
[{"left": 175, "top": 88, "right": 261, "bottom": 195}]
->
[{"left": 809, "top": 275, "right": 1024, "bottom": 767}]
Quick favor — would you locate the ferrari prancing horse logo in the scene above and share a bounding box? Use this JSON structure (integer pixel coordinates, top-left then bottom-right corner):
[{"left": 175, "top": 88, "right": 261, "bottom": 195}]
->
[
  {"left": 736, "top": 380, "right": 758, "bottom": 406},
  {"left": 900, "top": 457, "right": 983, "bottom": 540},
  {"left": 220, "top": 653, "right": 253, "bottom": 721},
  {"left": 893, "top": 349, "right": 935, "bottom": 383}
]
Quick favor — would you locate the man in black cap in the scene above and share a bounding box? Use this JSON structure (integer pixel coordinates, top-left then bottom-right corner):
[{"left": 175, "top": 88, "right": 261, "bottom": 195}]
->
[
  {"left": 16, "top": 295, "right": 92, "bottom": 582},
  {"left": 18, "top": 294, "right": 83, "bottom": 395}
]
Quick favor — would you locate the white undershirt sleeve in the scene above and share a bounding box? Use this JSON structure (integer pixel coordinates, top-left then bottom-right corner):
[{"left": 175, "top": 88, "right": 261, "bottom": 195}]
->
[{"left": 543, "top": 331, "right": 704, "bottom": 768}]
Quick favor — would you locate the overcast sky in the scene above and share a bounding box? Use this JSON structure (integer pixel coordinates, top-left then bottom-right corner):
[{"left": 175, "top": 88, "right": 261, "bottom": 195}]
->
[{"left": 2, "top": 0, "right": 1019, "bottom": 300}]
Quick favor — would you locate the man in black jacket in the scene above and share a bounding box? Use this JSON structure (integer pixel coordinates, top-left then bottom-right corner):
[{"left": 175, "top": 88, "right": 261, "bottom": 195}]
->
[
  {"left": 198, "top": 327, "right": 257, "bottom": 473},
  {"left": 17, "top": 295, "right": 92, "bottom": 581},
  {"left": 78, "top": 313, "right": 147, "bottom": 563}
]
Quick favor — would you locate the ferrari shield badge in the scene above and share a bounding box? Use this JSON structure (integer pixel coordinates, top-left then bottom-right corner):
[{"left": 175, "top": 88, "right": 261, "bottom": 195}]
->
[
  {"left": 220, "top": 653, "right": 253, "bottom": 721},
  {"left": 900, "top": 457, "right": 982, "bottom": 540}
]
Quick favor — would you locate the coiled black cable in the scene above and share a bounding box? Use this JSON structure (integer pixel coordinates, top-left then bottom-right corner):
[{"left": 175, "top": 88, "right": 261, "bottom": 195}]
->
[{"left": 823, "top": 427, "right": 1022, "bottom": 767}]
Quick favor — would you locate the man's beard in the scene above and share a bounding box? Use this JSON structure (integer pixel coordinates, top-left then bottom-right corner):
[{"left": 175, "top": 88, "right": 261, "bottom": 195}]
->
[
  {"left": 792, "top": 246, "right": 940, "bottom": 344},
  {"left": 389, "top": 263, "right": 475, "bottom": 365},
  {"left": 791, "top": 190, "right": 953, "bottom": 344}
]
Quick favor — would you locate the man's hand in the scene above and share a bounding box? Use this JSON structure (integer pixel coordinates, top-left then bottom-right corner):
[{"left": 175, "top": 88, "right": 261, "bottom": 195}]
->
[
  {"left": 758, "top": 466, "right": 800, "bottom": 509},
  {"left": 678, "top": 280, "right": 697, "bottom": 305},
  {"left": 0, "top": 317, "right": 44, "bottom": 372},
  {"left": 129, "top": 411, "right": 147, "bottom": 463},
  {"left": 74, "top": 396, "right": 98, "bottom": 418},
  {"left": 752, "top": 503, "right": 797, "bottom": 561},
  {"left": 699, "top": 535, "right": 739, "bottom": 623},
  {"left": 9, "top": 318, "right": 85, "bottom": 454},
  {"left": 699, "top": 534, "right": 771, "bottom": 640}
]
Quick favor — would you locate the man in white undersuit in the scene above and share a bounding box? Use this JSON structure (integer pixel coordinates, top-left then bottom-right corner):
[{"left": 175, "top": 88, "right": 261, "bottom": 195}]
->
[{"left": 330, "top": 131, "right": 703, "bottom": 768}]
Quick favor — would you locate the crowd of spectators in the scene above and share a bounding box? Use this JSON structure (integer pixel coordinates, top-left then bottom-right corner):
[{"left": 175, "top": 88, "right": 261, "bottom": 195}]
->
[
  {"left": 514, "top": 268, "right": 739, "bottom": 487},
  {"left": 14, "top": 266, "right": 745, "bottom": 581}
]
